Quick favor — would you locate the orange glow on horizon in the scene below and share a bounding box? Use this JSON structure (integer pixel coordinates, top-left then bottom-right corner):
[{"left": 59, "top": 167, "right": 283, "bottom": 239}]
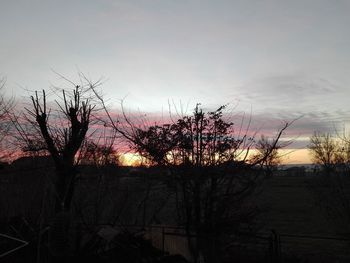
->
[
  {"left": 118, "top": 148, "right": 313, "bottom": 166},
  {"left": 280, "top": 149, "right": 312, "bottom": 165},
  {"left": 119, "top": 152, "right": 144, "bottom": 167}
]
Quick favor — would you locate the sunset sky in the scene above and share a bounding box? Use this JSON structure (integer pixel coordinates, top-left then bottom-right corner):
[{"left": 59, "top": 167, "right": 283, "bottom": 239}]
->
[{"left": 1, "top": 0, "right": 350, "bottom": 164}]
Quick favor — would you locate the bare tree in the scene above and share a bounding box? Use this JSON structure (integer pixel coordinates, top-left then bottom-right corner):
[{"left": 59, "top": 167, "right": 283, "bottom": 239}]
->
[
  {"left": 11, "top": 82, "right": 96, "bottom": 217},
  {"left": 0, "top": 77, "right": 14, "bottom": 162},
  {"left": 158, "top": 105, "right": 291, "bottom": 263},
  {"left": 309, "top": 133, "right": 339, "bottom": 172},
  {"left": 23, "top": 86, "right": 95, "bottom": 212},
  {"left": 77, "top": 126, "right": 119, "bottom": 166},
  {"left": 308, "top": 132, "right": 350, "bottom": 234},
  {"left": 251, "top": 135, "right": 292, "bottom": 176},
  {"left": 91, "top": 94, "right": 293, "bottom": 262},
  {"left": 308, "top": 132, "right": 350, "bottom": 173},
  {"left": 9, "top": 83, "right": 97, "bottom": 259}
]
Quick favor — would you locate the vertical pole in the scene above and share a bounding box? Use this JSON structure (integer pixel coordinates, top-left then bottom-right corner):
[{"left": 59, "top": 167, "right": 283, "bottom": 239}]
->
[
  {"left": 277, "top": 233, "right": 281, "bottom": 262},
  {"left": 162, "top": 227, "right": 165, "bottom": 256},
  {"left": 269, "top": 232, "right": 273, "bottom": 263},
  {"left": 270, "top": 229, "right": 281, "bottom": 263}
]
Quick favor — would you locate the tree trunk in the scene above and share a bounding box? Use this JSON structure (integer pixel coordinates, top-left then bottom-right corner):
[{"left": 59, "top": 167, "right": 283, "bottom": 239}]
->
[{"left": 49, "top": 166, "right": 77, "bottom": 260}]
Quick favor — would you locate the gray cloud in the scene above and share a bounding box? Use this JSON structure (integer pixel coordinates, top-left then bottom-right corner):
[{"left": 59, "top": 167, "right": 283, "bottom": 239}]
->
[{"left": 1, "top": 0, "right": 349, "bottom": 153}]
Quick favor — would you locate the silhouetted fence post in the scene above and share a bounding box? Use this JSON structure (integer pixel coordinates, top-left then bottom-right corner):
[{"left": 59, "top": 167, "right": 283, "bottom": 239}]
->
[
  {"left": 269, "top": 229, "right": 281, "bottom": 263},
  {"left": 162, "top": 226, "right": 165, "bottom": 256}
]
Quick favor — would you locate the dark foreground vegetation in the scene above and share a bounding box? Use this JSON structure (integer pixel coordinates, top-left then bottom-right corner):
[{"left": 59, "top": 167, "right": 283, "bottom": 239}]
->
[{"left": 1, "top": 77, "right": 350, "bottom": 262}]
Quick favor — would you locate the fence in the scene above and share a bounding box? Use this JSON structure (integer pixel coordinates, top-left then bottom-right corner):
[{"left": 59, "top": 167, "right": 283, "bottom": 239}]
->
[
  {"left": 272, "top": 231, "right": 350, "bottom": 263},
  {"left": 142, "top": 225, "right": 274, "bottom": 262},
  {"left": 2, "top": 221, "right": 350, "bottom": 262},
  {"left": 141, "top": 225, "right": 350, "bottom": 263}
]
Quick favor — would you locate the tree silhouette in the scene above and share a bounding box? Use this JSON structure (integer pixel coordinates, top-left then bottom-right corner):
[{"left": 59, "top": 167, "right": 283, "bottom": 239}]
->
[
  {"left": 308, "top": 132, "right": 350, "bottom": 234},
  {"left": 77, "top": 127, "right": 119, "bottom": 166},
  {"left": 92, "top": 96, "right": 292, "bottom": 262},
  {"left": 133, "top": 105, "right": 291, "bottom": 263},
  {"left": 0, "top": 77, "right": 14, "bottom": 161},
  {"left": 11, "top": 84, "right": 96, "bottom": 260},
  {"left": 24, "top": 86, "right": 94, "bottom": 213},
  {"left": 251, "top": 134, "right": 290, "bottom": 176},
  {"left": 308, "top": 132, "right": 350, "bottom": 173},
  {"left": 133, "top": 104, "right": 243, "bottom": 166}
]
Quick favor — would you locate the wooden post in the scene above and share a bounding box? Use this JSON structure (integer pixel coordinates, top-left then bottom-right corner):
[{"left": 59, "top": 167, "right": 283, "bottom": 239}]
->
[
  {"left": 162, "top": 227, "right": 165, "bottom": 256},
  {"left": 269, "top": 229, "right": 281, "bottom": 263}
]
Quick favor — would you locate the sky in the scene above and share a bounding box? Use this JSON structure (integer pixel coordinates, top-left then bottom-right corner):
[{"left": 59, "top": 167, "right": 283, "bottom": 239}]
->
[{"left": 1, "top": 0, "right": 350, "bottom": 164}]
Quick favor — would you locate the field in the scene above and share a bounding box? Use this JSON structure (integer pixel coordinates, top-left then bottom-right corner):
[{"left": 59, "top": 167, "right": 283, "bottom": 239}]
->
[{"left": 1, "top": 165, "right": 350, "bottom": 262}]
